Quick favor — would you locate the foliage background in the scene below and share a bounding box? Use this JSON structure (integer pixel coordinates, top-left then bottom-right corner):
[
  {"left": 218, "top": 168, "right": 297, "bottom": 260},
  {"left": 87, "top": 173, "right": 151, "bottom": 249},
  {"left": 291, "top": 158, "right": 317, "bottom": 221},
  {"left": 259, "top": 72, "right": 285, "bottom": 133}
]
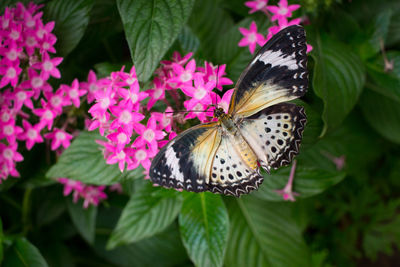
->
[{"left": 1, "top": 0, "right": 400, "bottom": 266}]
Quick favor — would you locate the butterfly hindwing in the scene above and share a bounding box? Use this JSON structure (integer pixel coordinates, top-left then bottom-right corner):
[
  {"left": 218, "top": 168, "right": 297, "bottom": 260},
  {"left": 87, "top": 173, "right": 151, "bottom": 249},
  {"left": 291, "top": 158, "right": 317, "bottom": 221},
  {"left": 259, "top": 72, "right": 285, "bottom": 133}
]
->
[
  {"left": 238, "top": 103, "right": 306, "bottom": 169},
  {"left": 150, "top": 123, "right": 221, "bottom": 192},
  {"left": 230, "top": 25, "right": 308, "bottom": 117},
  {"left": 208, "top": 130, "right": 263, "bottom": 197}
]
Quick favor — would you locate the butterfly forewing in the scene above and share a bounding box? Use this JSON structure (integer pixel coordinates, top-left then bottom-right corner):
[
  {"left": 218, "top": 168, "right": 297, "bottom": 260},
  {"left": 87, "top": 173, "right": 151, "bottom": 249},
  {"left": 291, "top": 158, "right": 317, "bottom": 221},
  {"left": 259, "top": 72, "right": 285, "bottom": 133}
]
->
[
  {"left": 229, "top": 25, "right": 308, "bottom": 117},
  {"left": 238, "top": 103, "right": 306, "bottom": 169},
  {"left": 150, "top": 123, "right": 221, "bottom": 192}
]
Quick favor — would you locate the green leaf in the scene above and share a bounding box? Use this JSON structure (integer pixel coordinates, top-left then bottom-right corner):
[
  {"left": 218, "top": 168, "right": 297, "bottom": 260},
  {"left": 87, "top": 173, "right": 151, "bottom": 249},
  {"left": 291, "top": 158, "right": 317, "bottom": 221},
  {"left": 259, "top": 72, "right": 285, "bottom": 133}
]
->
[
  {"left": 117, "top": 0, "right": 195, "bottom": 82},
  {"left": 179, "top": 193, "right": 229, "bottom": 267},
  {"left": 107, "top": 183, "right": 183, "bottom": 249},
  {"left": 359, "top": 89, "right": 400, "bottom": 144},
  {"left": 46, "top": 131, "right": 131, "bottom": 185},
  {"left": 310, "top": 33, "right": 365, "bottom": 136},
  {"left": 387, "top": 9, "right": 400, "bottom": 46},
  {"left": 66, "top": 199, "right": 97, "bottom": 244},
  {"left": 366, "top": 51, "right": 400, "bottom": 103},
  {"left": 44, "top": 0, "right": 94, "bottom": 56},
  {"left": 225, "top": 197, "right": 311, "bottom": 267},
  {"left": 3, "top": 238, "right": 48, "bottom": 267},
  {"left": 178, "top": 25, "right": 200, "bottom": 54},
  {"left": 188, "top": 0, "right": 234, "bottom": 59},
  {"left": 95, "top": 225, "right": 188, "bottom": 267},
  {"left": 368, "top": 9, "right": 392, "bottom": 55}
]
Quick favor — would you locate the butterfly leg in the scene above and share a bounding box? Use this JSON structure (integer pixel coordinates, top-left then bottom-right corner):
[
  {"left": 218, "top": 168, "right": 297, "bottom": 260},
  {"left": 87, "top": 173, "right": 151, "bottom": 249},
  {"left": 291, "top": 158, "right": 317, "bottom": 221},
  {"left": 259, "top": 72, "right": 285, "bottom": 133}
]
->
[{"left": 274, "top": 159, "right": 300, "bottom": 201}]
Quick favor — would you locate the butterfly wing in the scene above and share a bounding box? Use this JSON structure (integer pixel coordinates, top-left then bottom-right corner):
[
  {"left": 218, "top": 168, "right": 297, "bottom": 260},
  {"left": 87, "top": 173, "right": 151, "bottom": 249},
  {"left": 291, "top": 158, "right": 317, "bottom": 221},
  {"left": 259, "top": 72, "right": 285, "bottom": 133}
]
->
[
  {"left": 150, "top": 121, "right": 263, "bottom": 197},
  {"left": 150, "top": 122, "right": 221, "bottom": 192},
  {"left": 229, "top": 25, "right": 308, "bottom": 118},
  {"left": 238, "top": 102, "right": 306, "bottom": 170}
]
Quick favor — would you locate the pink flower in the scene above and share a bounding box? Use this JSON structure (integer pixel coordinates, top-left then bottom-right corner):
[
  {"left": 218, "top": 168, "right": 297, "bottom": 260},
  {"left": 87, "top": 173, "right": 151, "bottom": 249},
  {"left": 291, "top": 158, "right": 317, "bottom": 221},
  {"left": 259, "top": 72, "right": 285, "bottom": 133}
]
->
[
  {"left": 182, "top": 73, "right": 215, "bottom": 109},
  {"left": 106, "top": 146, "right": 132, "bottom": 172},
  {"left": 88, "top": 112, "right": 110, "bottom": 136},
  {"left": 81, "top": 185, "right": 107, "bottom": 208},
  {"left": 88, "top": 87, "right": 116, "bottom": 117},
  {"left": 39, "top": 33, "right": 57, "bottom": 54},
  {"left": 80, "top": 70, "right": 105, "bottom": 103},
  {"left": 109, "top": 101, "right": 145, "bottom": 134},
  {"left": 63, "top": 79, "right": 86, "bottom": 108},
  {"left": 274, "top": 160, "right": 300, "bottom": 201},
  {"left": 127, "top": 146, "right": 156, "bottom": 171},
  {"left": 0, "top": 64, "right": 22, "bottom": 88},
  {"left": 132, "top": 117, "right": 165, "bottom": 153},
  {"left": 117, "top": 66, "right": 138, "bottom": 87},
  {"left": 109, "top": 183, "right": 123, "bottom": 194},
  {"left": 7, "top": 87, "right": 34, "bottom": 110},
  {"left": 19, "top": 120, "right": 43, "bottom": 150},
  {"left": 146, "top": 77, "right": 166, "bottom": 110},
  {"left": 58, "top": 178, "right": 84, "bottom": 196},
  {"left": 151, "top": 107, "right": 173, "bottom": 132},
  {"left": 161, "top": 51, "right": 193, "bottom": 69},
  {"left": 0, "top": 122, "right": 23, "bottom": 144},
  {"left": 0, "top": 108, "right": 15, "bottom": 125},
  {"left": 217, "top": 89, "right": 234, "bottom": 113},
  {"left": 33, "top": 99, "right": 57, "bottom": 130},
  {"left": 44, "top": 128, "right": 73, "bottom": 150},
  {"left": 168, "top": 59, "right": 197, "bottom": 87},
  {"left": 44, "top": 88, "right": 69, "bottom": 114},
  {"left": 34, "top": 52, "right": 62, "bottom": 79},
  {"left": 245, "top": 0, "right": 269, "bottom": 14},
  {"left": 21, "top": 69, "right": 51, "bottom": 98},
  {"left": 106, "top": 127, "right": 131, "bottom": 151},
  {"left": 117, "top": 80, "right": 147, "bottom": 110},
  {"left": 0, "top": 42, "right": 22, "bottom": 64},
  {"left": 0, "top": 142, "right": 23, "bottom": 166},
  {"left": 266, "top": 0, "right": 301, "bottom": 22},
  {"left": 239, "top": 21, "right": 265, "bottom": 54},
  {"left": 201, "top": 62, "right": 233, "bottom": 91}
]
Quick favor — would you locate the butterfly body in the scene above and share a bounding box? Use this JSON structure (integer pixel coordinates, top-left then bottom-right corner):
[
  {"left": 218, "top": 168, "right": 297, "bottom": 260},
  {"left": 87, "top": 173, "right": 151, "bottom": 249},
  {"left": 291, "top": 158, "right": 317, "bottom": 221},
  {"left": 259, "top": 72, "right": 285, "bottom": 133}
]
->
[{"left": 150, "top": 25, "right": 308, "bottom": 197}]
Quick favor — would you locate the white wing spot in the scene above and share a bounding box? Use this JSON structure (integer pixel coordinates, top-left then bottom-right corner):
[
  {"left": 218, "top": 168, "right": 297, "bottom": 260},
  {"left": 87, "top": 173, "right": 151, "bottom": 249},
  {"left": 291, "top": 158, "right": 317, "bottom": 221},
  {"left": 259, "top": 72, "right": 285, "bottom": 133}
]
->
[{"left": 257, "top": 50, "right": 299, "bottom": 70}]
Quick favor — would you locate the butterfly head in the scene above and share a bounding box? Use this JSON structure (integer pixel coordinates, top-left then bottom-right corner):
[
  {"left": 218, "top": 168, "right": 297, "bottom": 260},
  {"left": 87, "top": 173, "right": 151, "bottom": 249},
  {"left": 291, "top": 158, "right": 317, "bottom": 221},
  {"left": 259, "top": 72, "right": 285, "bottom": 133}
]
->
[{"left": 213, "top": 107, "right": 225, "bottom": 119}]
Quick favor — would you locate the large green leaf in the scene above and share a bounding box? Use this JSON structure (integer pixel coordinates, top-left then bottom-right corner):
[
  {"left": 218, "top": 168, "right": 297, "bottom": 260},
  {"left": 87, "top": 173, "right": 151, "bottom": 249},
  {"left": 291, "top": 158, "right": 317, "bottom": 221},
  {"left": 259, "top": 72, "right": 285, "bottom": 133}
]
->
[
  {"left": 107, "top": 183, "right": 183, "bottom": 249},
  {"left": 46, "top": 131, "right": 135, "bottom": 185},
  {"left": 95, "top": 225, "right": 188, "bottom": 267},
  {"left": 188, "top": 0, "right": 234, "bottom": 59},
  {"left": 44, "top": 0, "right": 94, "bottom": 56},
  {"left": 387, "top": 9, "right": 400, "bottom": 46},
  {"left": 366, "top": 51, "right": 400, "bottom": 103},
  {"left": 3, "top": 238, "right": 48, "bottom": 267},
  {"left": 310, "top": 33, "right": 365, "bottom": 136},
  {"left": 179, "top": 193, "right": 229, "bottom": 267},
  {"left": 66, "top": 199, "right": 97, "bottom": 244},
  {"left": 359, "top": 89, "right": 400, "bottom": 144},
  {"left": 117, "top": 0, "right": 194, "bottom": 82},
  {"left": 225, "top": 197, "right": 311, "bottom": 266}
]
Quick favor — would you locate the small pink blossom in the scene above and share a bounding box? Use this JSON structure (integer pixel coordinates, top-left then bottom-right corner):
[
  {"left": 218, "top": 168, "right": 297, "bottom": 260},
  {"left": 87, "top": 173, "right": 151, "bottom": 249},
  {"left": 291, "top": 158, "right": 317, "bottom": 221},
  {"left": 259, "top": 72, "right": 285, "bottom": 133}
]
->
[
  {"left": 33, "top": 99, "right": 57, "bottom": 130},
  {"left": 88, "top": 87, "right": 116, "bottom": 117},
  {"left": 106, "top": 146, "right": 132, "bottom": 172},
  {"left": 80, "top": 70, "right": 105, "bottom": 103},
  {"left": 44, "top": 88, "right": 69, "bottom": 114},
  {"left": 239, "top": 21, "right": 265, "bottom": 54},
  {"left": 0, "top": 64, "right": 22, "bottom": 88},
  {"left": 274, "top": 160, "right": 300, "bottom": 201},
  {"left": 63, "top": 79, "right": 86, "bottom": 108},
  {"left": 132, "top": 117, "right": 165, "bottom": 153},
  {"left": 146, "top": 77, "right": 166, "bottom": 110},
  {"left": 88, "top": 112, "right": 111, "bottom": 136},
  {"left": 168, "top": 59, "right": 197, "bottom": 87},
  {"left": 245, "top": 0, "right": 269, "bottom": 14},
  {"left": 106, "top": 127, "right": 131, "bottom": 151},
  {"left": 109, "top": 102, "right": 145, "bottom": 134},
  {"left": 182, "top": 73, "right": 215, "bottom": 107},
  {"left": 34, "top": 52, "right": 63, "bottom": 79},
  {"left": 81, "top": 185, "right": 107, "bottom": 209},
  {"left": 161, "top": 51, "right": 193, "bottom": 68},
  {"left": 0, "top": 122, "right": 23, "bottom": 144},
  {"left": 201, "top": 62, "right": 233, "bottom": 91},
  {"left": 19, "top": 120, "right": 43, "bottom": 150},
  {"left": 266, "top": 0, "right": 300, "bottom": 22},
  {"left": 7, "top": 87, "right": 34, "bottom": 110},
  {"left": 127, "top": 146, "right": 156, "bottom": 171},
  {"left": 117, "top": 80, "right": 147, "bottom": 110},
  {"left": 58, "top": 178, "right": 84, "bottom": 196},
  {"left": 44, "top": 128, "right": 73, "bottom": 150}
]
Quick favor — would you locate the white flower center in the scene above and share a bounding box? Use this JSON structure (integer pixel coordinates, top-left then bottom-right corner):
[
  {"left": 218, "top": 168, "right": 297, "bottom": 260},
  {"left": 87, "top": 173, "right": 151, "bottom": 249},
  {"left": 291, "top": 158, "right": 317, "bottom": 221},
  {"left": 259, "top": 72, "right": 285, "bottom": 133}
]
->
[
  {"left": 51, "top": 96, "right": 61, "bottom": 107},
  {"left": 117, "top": 132, "right": 127, "bottom": 143},
  {"left": 1, "top": 112, "right": 10, "bottom": 122},
  {"left": 32, "top": 77, "right": 44, "bottom": 88},
  {"left": 44, "top": 110, "right": 53, "bottom": 119},
  {"left": 181, "top": 72, "right": 192, "bottom": 82},
  {"left": 27, "top": 129, "right": 37, "bottom": 139},
  {"left": 7, "top": 50, "right": 17, "bottom": 61},
  {"left": 56, "top": 131, "right": 66, "bottom": 140},
  {"left": 100, "top": 98, "right": 110, "bottom": 109},
  {"left": 130, "top": 93, "right": 138, "bottom": 103},
  {"left": 69, "top": 89, "right": 78, "bottom": 98},
  {"left": 135, "top": 149, "right": 147, "bottom": 161},
  {"left": 279, "top": 7, "right": 288, "bottom": 15},
  {"left": 162, "top": 117, "right": 171, "bottom": 126},
  {"left": 257, "top": 1, "right": 266, "bottom": 9},
  {"left": 9, "top": 30, "right": 20, "bottom": 40},
  {"left": 37, "top": 28, "right": 46, "bottom": 39},
  {"left": 17, "top": 91, "right": 26, "bottom": 101},
  {"left": 248, "top": 33, "right": 256, "bottom": 43},
  {"left": 4, "top": 125, "right": 13, "bottom": 135},
  {"left": 194, "top": 88, "right": 207, "bottom": 100},
  {"left": 119, "top": 110, "right": 132, "bottom": 124},
  {"left": 43, "top": 61, "right": 53, "bottom": 71},
  {"left": 2, "top": 19, "right": 10, "bottom": 28},
  {"left": 117, "top": 150, "right": 126, "bottom": 160},
  {"left": 3, "top": 148, "right": 13, "bottom": 160},
  {"left": 6, "top": 67, "right": 16, "bottom": 78},
  {"left": 43, "top": 42, "right": 50, "bottom": 50},
  {"left": 154, "top": 89, "right": 163, "bottom": 99},
  {"left": 89, "top": 84, "right": 98, "bottom": 92},
  {"left": 143, "top": 129, "right": 155, "bottom": 142},
  {"left": 26, "top": 36, "right": 37, "bottom": 47},
  {"left": 126, "top": 77, "right": 136, "bottom": 85},
  {"left": 26, "top": 19, "right": 35, "bottom": 28}
]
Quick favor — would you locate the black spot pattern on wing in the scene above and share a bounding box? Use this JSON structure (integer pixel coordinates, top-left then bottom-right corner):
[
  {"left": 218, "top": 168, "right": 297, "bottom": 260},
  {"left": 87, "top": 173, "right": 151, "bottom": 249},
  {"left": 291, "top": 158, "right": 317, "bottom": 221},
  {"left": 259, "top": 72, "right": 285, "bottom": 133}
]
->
[
  {"left": 233, "top": 25, "right": 308, "bottom": 105},
  {"left": 150, "top": 126, "right": 210, "bottom": 192},
  {"left": 244, "top": 102, "right": 307, "bottom": 169}
]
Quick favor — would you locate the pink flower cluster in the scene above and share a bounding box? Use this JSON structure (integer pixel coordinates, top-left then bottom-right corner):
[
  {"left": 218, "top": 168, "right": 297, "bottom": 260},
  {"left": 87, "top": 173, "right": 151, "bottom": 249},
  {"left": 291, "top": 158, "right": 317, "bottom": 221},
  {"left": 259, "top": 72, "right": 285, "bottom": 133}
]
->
[
  {"left": 239, "top": 0, "right": 313, "bottom": 54},
  {"left": 0, "top": 2, "right": 113, "bottom": 208},
  {"left": 87, "top": 52, "right": 234, "bottom": 177}
]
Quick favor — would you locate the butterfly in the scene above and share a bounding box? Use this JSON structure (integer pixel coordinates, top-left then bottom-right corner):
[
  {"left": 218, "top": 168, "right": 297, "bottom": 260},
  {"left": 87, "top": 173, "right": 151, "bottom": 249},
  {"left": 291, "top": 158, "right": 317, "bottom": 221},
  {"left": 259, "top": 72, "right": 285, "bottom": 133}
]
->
[{"left": 149, "top": 25, "right": 308, "bottom": 197}]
